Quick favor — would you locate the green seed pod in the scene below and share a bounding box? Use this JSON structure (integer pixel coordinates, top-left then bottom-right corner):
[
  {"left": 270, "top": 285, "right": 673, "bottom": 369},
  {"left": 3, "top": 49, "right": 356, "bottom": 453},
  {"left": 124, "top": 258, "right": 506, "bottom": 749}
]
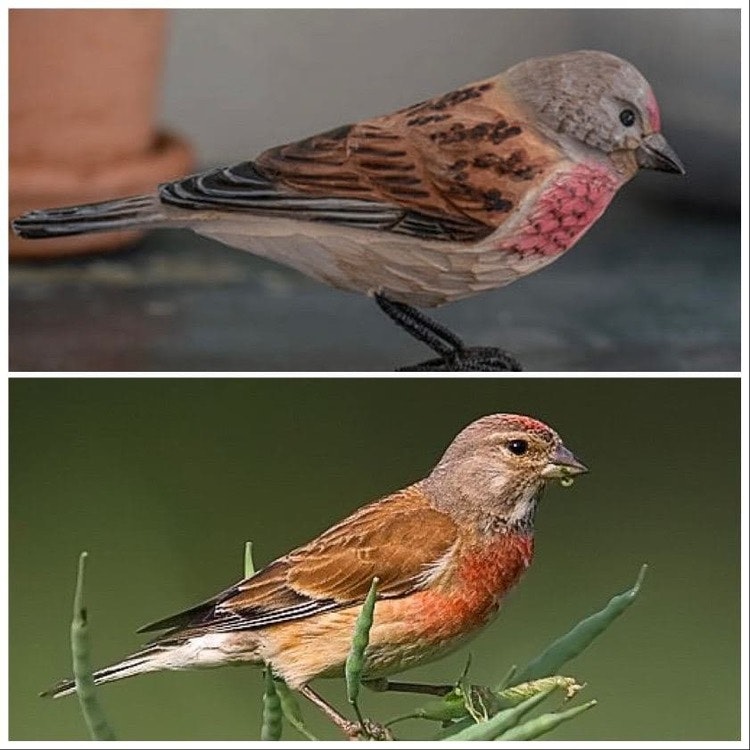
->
[
  {"left": 71, "top": 552, "right": 117, "bottom": 741},
  {"left": 498, "top": 699, "right": 597, "bottom": 740},
  {"left": 260, "top": 669, "right": 282, "bottom": 741},
  {"left": 442, "top": 686, "right": 555, "bottom": 741},
  {"left": 498, "top": 676, "right": 583, "bottom": 705},
  {"left": 346, "top": 577, "right": 379, "bottom": 706},
  {"left": 510, "top": 565, "right": 647, "bottom": 686}
]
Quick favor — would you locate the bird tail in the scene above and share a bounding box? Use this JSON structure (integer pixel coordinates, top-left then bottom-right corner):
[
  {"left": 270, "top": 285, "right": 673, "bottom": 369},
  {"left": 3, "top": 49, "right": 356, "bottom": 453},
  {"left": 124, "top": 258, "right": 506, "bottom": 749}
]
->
[
  {"left": 12, "top": 194, "right": 167, "bottom": 240},
  {"left": 40, "top": 645, "right": 166, "bottom": 699}
]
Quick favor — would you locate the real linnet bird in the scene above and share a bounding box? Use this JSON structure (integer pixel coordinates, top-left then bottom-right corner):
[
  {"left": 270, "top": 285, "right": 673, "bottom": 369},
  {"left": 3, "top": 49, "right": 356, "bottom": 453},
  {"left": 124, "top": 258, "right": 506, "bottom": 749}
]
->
[
  {"left": 42, "top": 414, "right": 588, "bottom": 739},
  {"left": 13, "top": 50, "right": 684, "bottom": 370}
]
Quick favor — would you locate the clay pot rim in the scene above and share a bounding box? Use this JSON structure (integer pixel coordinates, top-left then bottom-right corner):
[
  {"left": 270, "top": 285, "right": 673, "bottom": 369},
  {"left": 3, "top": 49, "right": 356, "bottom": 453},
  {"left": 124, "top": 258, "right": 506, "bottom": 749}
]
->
[
  {"left": 10, "top": 129, "right": 193, "bottom": 197},
  {"left": 10, "top": 129, "right": 194, "bottom": 258}
]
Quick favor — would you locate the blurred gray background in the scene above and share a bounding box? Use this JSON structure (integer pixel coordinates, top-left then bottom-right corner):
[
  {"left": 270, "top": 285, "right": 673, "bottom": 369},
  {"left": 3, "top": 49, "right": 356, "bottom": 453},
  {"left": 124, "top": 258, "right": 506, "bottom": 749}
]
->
[
  {"left": 9, "top": 9, "right": 740, "bottom": 371},
  {"left": 161, "top": 9, "right": 737, "bottom": 208}
]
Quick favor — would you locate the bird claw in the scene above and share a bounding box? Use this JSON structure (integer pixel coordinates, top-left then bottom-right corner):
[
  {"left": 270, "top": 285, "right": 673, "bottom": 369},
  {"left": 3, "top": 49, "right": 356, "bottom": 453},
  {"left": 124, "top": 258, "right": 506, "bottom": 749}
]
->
[
  {"left": 344, "top": 719, "right": 394, "bottom": 741},
  {"left": 398, "top": 346, "right": 522, "bottom": 372},
  {"left": 374, "top": 293, "right": 521, "bottom": 372}
]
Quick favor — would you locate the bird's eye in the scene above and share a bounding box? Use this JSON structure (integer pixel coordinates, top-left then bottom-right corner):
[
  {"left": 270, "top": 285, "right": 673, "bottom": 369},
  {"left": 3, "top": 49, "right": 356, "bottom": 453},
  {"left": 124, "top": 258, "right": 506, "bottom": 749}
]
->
[
  {"left": 507, "top": 439, "right": 528, "bottom": 456},
  {"left": 619, "top": 108, "right": 636, "bottom": 127}
]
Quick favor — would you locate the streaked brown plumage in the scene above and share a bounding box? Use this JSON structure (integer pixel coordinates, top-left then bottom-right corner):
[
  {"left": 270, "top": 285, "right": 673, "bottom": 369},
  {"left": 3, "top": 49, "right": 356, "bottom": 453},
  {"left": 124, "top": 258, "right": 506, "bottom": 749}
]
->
[
  {"left": 13, "top": 50, "right": 684, "bottom": 308},
  {"left": 44, "top": 413, "right": 588, "bottom": 722},
  {"left": 252, "top": 81, "right": 562, "bottom": 241}
]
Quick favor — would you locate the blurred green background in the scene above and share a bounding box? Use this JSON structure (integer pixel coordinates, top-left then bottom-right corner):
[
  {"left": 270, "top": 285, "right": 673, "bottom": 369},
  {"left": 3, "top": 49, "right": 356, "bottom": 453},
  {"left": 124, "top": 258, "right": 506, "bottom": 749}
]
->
[{"left": 9, "top": 378, "right": 739, "bottom": 740}]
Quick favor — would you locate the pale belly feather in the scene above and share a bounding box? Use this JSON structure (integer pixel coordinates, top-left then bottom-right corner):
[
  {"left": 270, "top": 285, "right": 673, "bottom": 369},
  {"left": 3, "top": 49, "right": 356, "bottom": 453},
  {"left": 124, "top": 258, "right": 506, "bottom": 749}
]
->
[{"left": 189, "top": 161, "right": 622, "bottom": 308}]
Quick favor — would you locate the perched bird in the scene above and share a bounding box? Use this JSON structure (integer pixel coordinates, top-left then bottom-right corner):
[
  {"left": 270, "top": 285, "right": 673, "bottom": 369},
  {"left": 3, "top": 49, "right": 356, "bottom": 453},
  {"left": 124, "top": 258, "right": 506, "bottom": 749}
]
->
[
  {"left": 43, "top": 413, "right": 588, "bottom": 738},
  {"left": 12, "top": 50, "right": 684, "bottom": 368}
]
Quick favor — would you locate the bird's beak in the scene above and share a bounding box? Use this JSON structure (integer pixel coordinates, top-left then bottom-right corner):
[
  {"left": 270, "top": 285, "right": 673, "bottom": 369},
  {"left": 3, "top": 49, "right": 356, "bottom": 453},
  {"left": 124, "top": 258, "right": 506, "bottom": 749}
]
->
[
  {"left": 635, "top": 133, "right": 686, "bottom": 175},
  {"left": 541, "top": 444, "right": 589, "bottom": 480}
]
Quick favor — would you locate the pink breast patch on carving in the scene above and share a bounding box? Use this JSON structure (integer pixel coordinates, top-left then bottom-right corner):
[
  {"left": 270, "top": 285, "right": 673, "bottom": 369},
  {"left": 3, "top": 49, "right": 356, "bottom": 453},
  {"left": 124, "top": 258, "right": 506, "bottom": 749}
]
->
[{"left": 498, "top": 163, "right": 621, "bottom": 258}]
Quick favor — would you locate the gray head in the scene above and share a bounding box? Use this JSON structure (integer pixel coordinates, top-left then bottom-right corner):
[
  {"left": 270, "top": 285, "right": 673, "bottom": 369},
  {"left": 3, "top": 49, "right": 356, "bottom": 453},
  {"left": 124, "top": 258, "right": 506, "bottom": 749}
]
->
[
  {"left": 423, "top": 414, "right": 588, "bottom": 531},
  {"left": 504, "top": 50, "right": 684, "bottom": 175}
]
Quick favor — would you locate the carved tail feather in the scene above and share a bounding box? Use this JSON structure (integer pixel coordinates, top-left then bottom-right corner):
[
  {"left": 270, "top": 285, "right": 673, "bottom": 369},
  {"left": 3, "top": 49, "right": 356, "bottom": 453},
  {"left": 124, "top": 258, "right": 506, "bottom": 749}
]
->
[{"left": 11, "top": 194, "right": 167, "bottom": 239}]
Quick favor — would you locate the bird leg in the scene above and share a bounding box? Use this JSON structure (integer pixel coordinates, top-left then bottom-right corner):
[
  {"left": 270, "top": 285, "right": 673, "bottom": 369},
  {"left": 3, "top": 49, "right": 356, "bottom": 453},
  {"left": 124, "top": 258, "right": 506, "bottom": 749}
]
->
[
  {"left": 373, "top": 293, "right": 522, "bottom": 372},
  {"left": 364, "top": 677, "right": 453, "bottom": 697},
  {"left": 365, "top": 678, "right": 501, "bottom": 723},
  {"left": 298, "top": 684, "right": 393, "bottom": 741}
]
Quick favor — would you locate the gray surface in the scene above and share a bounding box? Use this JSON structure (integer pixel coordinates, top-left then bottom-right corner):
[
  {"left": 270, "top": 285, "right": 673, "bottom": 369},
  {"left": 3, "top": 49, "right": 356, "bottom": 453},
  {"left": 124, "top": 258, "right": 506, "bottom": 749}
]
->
[
  {"left": 9, "top": 198, "right": 739, "bottom": 372},
  {"left": 160, "top": 9, "right": 739, "bottom": 210}
]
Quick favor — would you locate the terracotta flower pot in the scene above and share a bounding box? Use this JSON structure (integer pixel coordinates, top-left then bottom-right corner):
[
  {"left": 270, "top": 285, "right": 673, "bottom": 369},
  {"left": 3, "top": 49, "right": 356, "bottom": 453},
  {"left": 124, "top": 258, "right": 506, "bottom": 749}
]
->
[{"left": 9, "top": 9, "right": 193, "bottom": 258}]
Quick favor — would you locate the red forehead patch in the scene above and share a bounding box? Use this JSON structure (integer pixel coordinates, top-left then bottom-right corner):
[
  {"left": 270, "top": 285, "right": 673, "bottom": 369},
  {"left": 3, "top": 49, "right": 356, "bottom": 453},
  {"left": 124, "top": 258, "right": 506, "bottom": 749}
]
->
[
  {"left": 503, "top": 414, "right": 553, "bottom": 436},
  {"left": 645, "top": 89, "right": 662, "bottom": 132},
  {"left": 459, "top": 413, "right": 556, "bottom": 443}
]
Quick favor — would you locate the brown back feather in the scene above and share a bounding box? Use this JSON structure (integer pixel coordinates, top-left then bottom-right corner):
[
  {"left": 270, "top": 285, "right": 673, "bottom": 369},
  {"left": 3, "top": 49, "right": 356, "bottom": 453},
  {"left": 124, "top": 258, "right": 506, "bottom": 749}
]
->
[
  {"left": 139, "top": 486, "right": 458, "bottom": 637},
  {"left": 256, "top": 77, "right": 560, "bottom": 230}
]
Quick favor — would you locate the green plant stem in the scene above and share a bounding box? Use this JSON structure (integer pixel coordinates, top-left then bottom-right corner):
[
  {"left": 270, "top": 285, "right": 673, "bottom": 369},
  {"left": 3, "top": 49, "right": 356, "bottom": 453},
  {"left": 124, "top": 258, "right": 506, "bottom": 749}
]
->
[
  {"left": 498, "top": 699, "right": 597, "bottom": 740},
  {"left": 244, "top": 541, "right": 255, "bottom": 578},
  {"left": 71, "top": 552, "right": 116, "bottom": 741},
  {"left": 391, "top": 675, "right": 579, "bottom": 727},
  {"left": 498, "top": 663, "right": 517, "bottom": 689},
  {"left": 274, "top": 680, "right": 319, "bottom": 741}
]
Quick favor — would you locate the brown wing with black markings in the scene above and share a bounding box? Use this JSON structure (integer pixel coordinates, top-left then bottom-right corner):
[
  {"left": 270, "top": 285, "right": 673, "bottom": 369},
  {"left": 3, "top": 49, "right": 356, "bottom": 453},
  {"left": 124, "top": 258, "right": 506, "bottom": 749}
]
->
[
  {"left": 159, "top": 77, "right": 561, "bottom": 242},
  {"left": 257, "top": 80, "right": 556, "bottom": 226},
  {"left": 138, "top": 486, "right": 459, "bottom": 638}
]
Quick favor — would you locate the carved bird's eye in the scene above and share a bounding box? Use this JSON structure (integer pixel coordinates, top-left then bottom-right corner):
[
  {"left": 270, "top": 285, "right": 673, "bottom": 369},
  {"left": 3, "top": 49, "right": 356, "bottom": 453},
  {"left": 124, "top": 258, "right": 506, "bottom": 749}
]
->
[
  {"left": 619, "top": 108, "right": 636, "bottom": 127},
  {"left": 507, "top": 439, "right": 528, "bottom": 456}
]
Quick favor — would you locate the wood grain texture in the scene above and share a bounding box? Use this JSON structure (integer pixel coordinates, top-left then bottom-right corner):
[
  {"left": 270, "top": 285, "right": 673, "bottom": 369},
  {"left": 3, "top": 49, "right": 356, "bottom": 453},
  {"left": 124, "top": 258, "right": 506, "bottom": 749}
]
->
[{"left": 256, "top": 78, "right": 561, "bottom": 234}]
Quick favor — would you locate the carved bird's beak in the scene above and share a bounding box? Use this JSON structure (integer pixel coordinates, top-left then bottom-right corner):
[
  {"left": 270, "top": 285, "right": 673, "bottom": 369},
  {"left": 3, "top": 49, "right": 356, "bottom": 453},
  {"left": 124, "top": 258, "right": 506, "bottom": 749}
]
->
[
  {"left": 541, "top": 444, "right": 589, "bottom": 480},
  {"left": 636, "top": 133, "right": 686, "bottom": 175}
]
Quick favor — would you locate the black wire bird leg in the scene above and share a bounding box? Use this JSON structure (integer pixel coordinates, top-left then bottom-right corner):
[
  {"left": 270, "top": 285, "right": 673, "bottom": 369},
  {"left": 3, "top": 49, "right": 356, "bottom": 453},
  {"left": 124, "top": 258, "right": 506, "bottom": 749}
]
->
[{"left": 374, "top": 294, "right": 522, "bottom": 372}]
